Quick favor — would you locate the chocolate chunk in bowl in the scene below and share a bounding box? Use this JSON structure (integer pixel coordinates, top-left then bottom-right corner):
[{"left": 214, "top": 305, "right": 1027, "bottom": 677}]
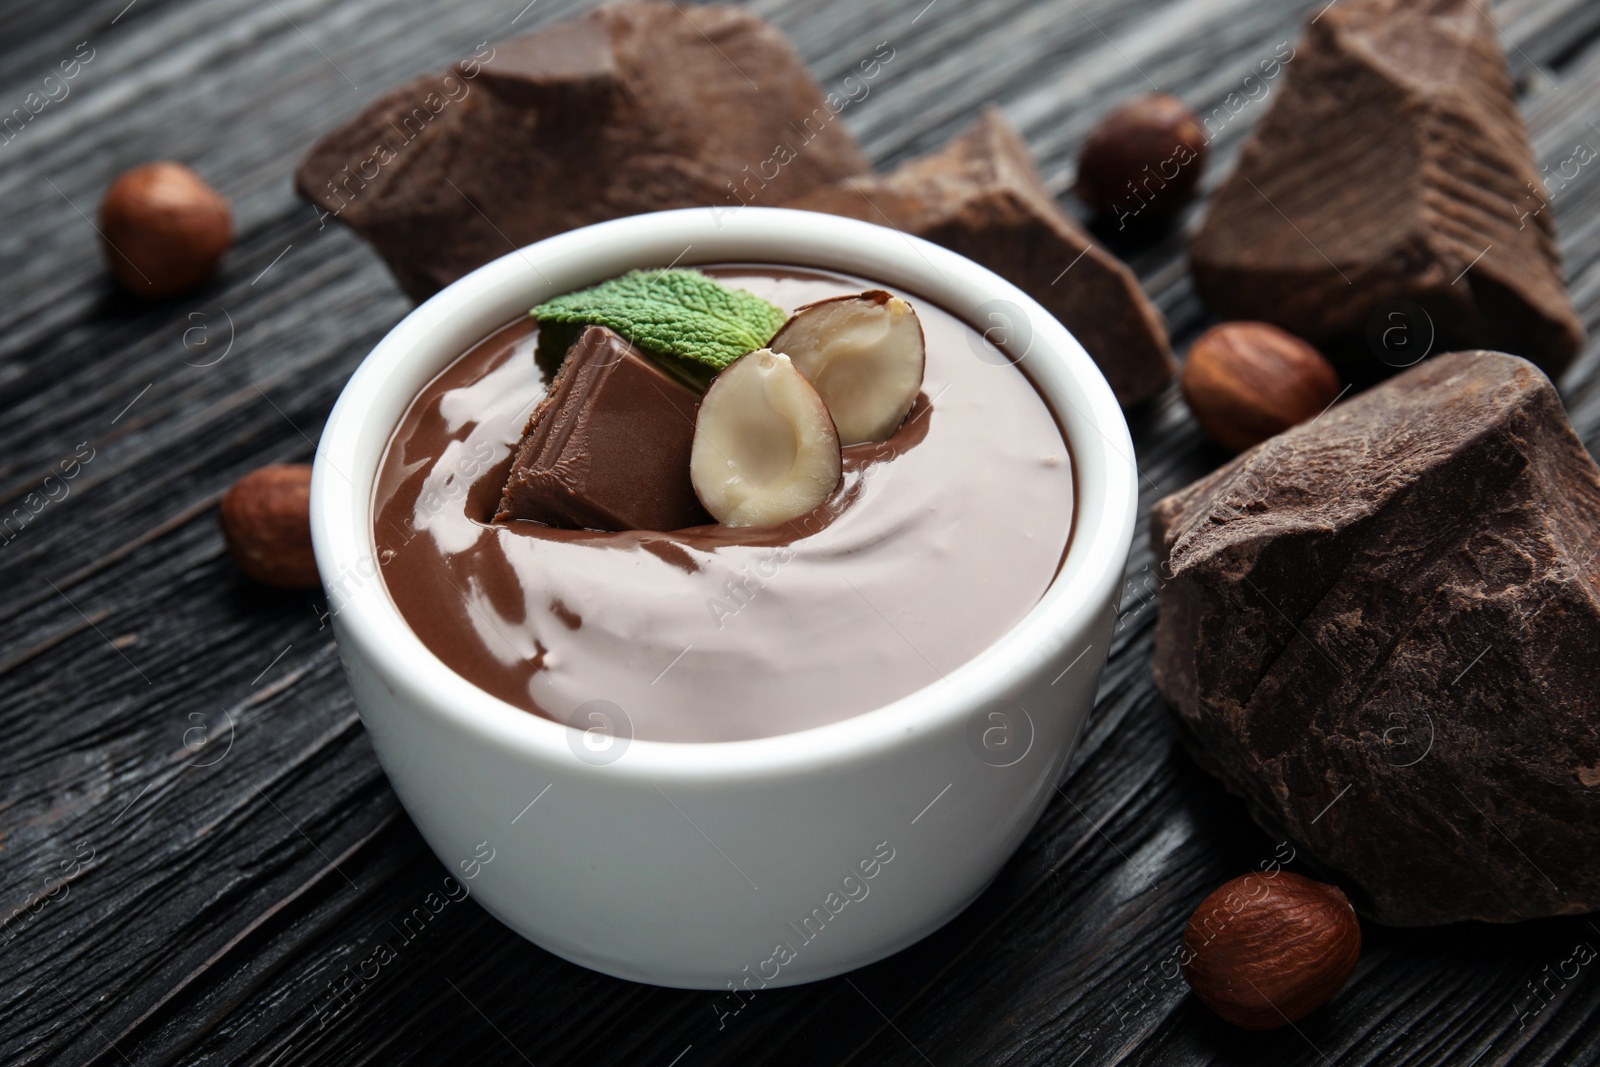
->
[{"left": 496, "top": 326, "right": 709, "bottom": 533}]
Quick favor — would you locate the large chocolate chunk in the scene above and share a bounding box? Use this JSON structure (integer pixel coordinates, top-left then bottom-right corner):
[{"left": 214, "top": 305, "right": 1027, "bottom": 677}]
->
[
  {"left": 785, "top": 109, "right": 1174, "bottom": 407},
  {"left": 1189, "top": 0, "right": 1584, "bottom": 377},
  {"left": 497, "top": 326, "right": 709, "bottom": 532},
  {"left": 295, "top": 3, "right": 868, "bottom": 300},
  {"left": 1151, "top": 350, "right": 1600, "bottom": 925}
]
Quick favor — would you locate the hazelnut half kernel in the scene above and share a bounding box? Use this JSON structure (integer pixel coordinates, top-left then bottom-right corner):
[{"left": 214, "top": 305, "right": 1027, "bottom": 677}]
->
[
  {"left": 1181, "top": 871, "right": 1361, "bottom": 1030},
  {"left": 99, "top": 162, "right": 233, "bottom": 299},
  {"left": 1181, "top": 322, "right": 1341, "bottom": 452},
  {"left": 219, "top": 464, "right": 318, "bottom": 589},
  {"left": 768, "top": 290, "right": 926, "bottom": 445},
  {"left": 690, "top": 350, "right": 842, "bottom": 527}
]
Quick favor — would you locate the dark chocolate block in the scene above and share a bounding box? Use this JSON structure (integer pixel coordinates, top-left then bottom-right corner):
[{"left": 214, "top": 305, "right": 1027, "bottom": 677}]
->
[
  {"left": 1189, "top": 0, "right": 1584, "bottom": 377},
  {"left": 496, "top": 326, "right": 709, "bottom": 532},
  {"left": 294, "top": 3, "right": 869, "bottom": 301},
  {"left": 785, "top": 109, "right": 1174, "bottom": 407},
  {"left": 1151, "top": 350, "right": 1600, "bottom": 925}
]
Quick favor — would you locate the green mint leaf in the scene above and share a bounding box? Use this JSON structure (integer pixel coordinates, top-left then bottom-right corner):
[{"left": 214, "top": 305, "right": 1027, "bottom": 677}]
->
[{"left": 531, "top": 269, "right": 787, "bottom": 371}]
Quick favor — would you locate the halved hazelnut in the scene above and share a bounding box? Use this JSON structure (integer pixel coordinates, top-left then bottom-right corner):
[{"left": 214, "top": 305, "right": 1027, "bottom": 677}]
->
[
  {"left": 690, "top": 349, "right": 842, "bottom": 527},
  {"left": 768, "top": 291, "right": 925, "bottom": 445}
]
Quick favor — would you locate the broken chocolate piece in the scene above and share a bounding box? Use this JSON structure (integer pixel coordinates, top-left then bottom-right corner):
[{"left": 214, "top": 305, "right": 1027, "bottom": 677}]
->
[
  {"left": 473, "top": 18, "right": 616, "bottom": 109},
  {"left": 1189, "top": 0, "right": 1584, "bottom": 377},
  {"left": 1151, "top": 350, "right": 1600, "bottom": 925},
  {"left": 497, "top": 326, "right": 710, "bottom": 531},
  {"left": 295, "top": 3, "right": 869, "bottom": 300},
  {"left": 785, "top": 109, "right": 1173, "bottom": 407}
]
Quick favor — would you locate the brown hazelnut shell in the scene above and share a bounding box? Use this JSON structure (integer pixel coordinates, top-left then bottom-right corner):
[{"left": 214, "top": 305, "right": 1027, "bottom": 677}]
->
[
  {"left": 219, "top": 465, "right": 318, "bottom": 589},
  {"left": 1076, "top": 94, "right": 1208, "bottom": 220},
  {"left": 1181, "top": 322, "right": 1341, "bottom": 452},
  {"left": 1181, "top": 871, "right": 1361, "bottom": 1030},
  {"left": 99, "top": 162, "right": 232, "bottom": 299}
]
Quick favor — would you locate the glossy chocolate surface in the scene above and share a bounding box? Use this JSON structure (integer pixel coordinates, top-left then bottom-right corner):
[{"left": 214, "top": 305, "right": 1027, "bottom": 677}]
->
[{"left": 373, "top": 266, "right": 1074, "bottom": 742}]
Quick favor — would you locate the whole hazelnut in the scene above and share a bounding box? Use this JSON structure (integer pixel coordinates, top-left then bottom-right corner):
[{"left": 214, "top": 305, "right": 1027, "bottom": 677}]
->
[
  {"left": 1181, "top": 871, "right": 1361, "bottom": 1030},
  {"left": 1075, "top": 94, "right": 1208, "bottom": 222},
  {"left": 219, "top": 465, "right": 318, "bottom": 589},
  {"left": 1181, "top": 322, "right": 1341, "bottom": 452},
  {"left": 98, "top": 162, "right": 232, "bottom": 298}
]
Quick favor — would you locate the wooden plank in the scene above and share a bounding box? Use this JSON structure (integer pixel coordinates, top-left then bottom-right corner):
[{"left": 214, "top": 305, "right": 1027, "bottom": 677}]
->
[{"left": 1, "top": 0, "right": 1598, "bottom": 1063}]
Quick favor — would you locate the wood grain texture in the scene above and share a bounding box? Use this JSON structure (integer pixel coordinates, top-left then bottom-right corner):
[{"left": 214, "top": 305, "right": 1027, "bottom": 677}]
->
[{"left": 2, "top": 0, "right": 1598, "bottom": 1064}]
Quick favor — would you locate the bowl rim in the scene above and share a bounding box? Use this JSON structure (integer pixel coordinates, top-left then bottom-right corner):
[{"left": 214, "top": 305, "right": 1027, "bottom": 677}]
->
[{"left": 310, "top": 206, "right": 1138, "bottom": 778}]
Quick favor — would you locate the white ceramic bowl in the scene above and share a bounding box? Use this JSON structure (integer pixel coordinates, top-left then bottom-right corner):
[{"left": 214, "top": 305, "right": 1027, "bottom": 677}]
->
[{"left": 311, "top": 207, "right": 1137, "bottom": 989}]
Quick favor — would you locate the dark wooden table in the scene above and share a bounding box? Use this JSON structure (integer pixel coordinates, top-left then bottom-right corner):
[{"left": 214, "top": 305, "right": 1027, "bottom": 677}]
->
[{"left": 5, "top": 0, "right": 1600, "bottom": 1063}]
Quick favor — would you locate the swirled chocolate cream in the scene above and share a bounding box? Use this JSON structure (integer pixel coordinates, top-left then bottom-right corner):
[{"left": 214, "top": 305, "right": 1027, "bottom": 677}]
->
[{"left": 374, "top": 266, "right": 1074, "bottom": 742}]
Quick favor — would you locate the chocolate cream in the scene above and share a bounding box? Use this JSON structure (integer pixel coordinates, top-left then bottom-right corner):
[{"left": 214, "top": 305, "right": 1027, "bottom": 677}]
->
[{"left": 373, "top": 266, "right": 1074, "bottom": 742}]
